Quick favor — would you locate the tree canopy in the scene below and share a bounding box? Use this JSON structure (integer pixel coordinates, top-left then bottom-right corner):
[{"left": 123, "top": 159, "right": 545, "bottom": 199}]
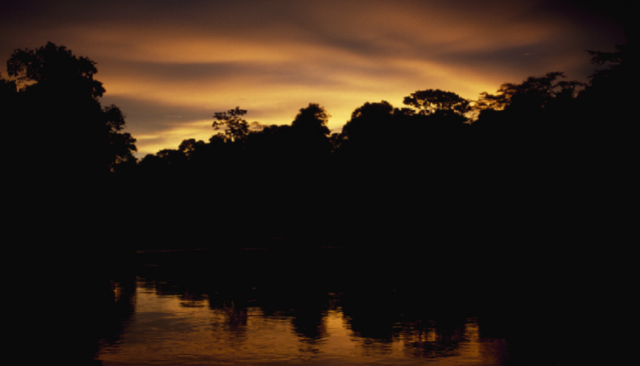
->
[
  {"left": 475, "top": 72, "right": 585, "bottom": 111},
  {"left": 341, "top": 101, "right": 395, "bottom": 143},
  {"left": 403, "top": 89, "right": 471, "bottom": 117},
  {"left": 212, "top": 107, "right": 249, "bottom": 143},
  {"left": 291, "top": 103, "right": 331, "bottom": 136},
  {"left": 6, "top": 42, "right": 137, "bottom": 174},
  {"left": 8, "top": 42, "right": 105, "bottom": 99}
]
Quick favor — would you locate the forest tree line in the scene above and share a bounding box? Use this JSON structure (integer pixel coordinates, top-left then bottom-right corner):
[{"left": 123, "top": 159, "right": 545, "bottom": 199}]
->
[
  {"left": 1, "top": 40, "right": 633, "bottom": 178},
  {"left": 2, "top": 36, "right": 634, "bottom": 246}
]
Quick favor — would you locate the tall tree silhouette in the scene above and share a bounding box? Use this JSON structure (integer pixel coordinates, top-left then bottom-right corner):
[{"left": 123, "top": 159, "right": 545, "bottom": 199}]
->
[
  {"left": 7, "top": 42, "right": 137, "bottom": 175},
  {"left": 290, "top": 103, "right": 332, "bottom": 159},
  {"left": 291, "top": 103, "right": 331, "bottom": 135},
  {"left": 212, "top": 107, "right": 249, "bottom": 143},
  {"left": 577, "top": 31, "right": 635, "bottom": 179},
  {"left": 0, "top": 72, "right": 18, "bottom": 129},
  {"left": 338, "top": 101, "right": 395, "bottom": 153},
  {"left": 6, "top": 44, "right": 141, "bottom": 290}
]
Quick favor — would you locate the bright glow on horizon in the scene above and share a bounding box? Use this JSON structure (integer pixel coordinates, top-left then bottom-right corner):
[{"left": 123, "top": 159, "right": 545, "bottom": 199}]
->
[{"left": 0, "top": 0, "right": 625, "bottom": 158}]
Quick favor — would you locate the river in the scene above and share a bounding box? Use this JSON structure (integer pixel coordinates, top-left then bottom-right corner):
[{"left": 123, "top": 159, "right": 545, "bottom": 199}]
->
[{"left": 63, "top": 247, "right": 592, "bottom": 365}]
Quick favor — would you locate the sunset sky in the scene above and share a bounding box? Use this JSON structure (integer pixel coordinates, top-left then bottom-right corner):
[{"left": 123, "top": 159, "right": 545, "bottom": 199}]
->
[{"left": 1, "top": 0, "right": 627, "bottom": 157}]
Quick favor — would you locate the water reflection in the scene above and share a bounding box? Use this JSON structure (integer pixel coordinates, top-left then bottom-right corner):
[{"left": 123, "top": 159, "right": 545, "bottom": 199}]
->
[
  {"left": 53, "top": 272, "right": 137, "bottom": 365},
  {"left": 98, "top": 284, "right": 496, "bottom": 366},
  {"left": 90, "top": 248, "right": 588, "bottom": 365}
]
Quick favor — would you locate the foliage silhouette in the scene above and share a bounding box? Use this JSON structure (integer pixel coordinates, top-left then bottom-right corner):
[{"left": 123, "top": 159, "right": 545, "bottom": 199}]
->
[
  {"left": 290, "top": 103, "right": 333, "bottom": 161},
  {"left": 178, "top": 138, "right": 206, "bottom": 159},
  {"left": 475, "top": 72, "right": 585, "bottom": 112},
  {"left": 337, "top": 100, "right": 395, "bottom": 157},
  {"left": 291, "top": 103, "right": 331, "bottom": 134},
  {"left": 7, "top": 42, "right": 137, "bottom": 175},
  {"left": 5, "top": 43, "right": 141, "bottom": 296},
  {"left": 0, "top": 72, "right": 19, "bottom": 133},
  {"left": 403, "top": 89, "right": 471, "bottom": 117},
  {"left": 7, "top": 42, "right": 105, "bottom": 98},
  {"left": 14, "top": 38, "right": 628, "bottom": 248},
  {"left": 0, "top": 72, "right": 17, "bottom": 97},
  {"left": 213, "top": 106, "right": 249, "bottom": 143},
  {"left": 2, "top": 32, "right": 627, "bottom": 366}
]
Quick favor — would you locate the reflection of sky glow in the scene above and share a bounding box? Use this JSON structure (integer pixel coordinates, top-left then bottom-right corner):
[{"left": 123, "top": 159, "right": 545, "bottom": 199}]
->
[
  {"left": 97, "top": 283, "right": 506, "bottom": 365},
  {"left": 1, "top": 0, "right": 625, "bottom": 157}
]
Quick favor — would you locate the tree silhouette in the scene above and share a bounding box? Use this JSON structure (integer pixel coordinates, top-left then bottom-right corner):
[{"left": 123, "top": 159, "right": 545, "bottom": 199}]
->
[
  {"left": 290, "top": 103, "right": 332, "bottom": 159},
  {"left": 178, "top": 138, "right": 206, "bottom": 159},
  {"left": 0, "top": 72, "right": 17, "bottom": 96},
  {"left": 7, "top": 42, "right": 105, "bottom": 98},
  {"left": 340, "top": 101, "right": 395, "bottom": 145},
  {"left": 212, "top": 107, "right": 249, "bottom": 143},
  {"left": 103, "top": 104, "right": 138, "bottom": 172},
  {"left": 291, "top": 103, "right": 331, "bottom": 135},
  {"left": 334, "top": 101, "right": 393, "bottom": 162},
  {"left": 576, "top": 35, "right": 635, "bottom": 176},
  {"left": 7, "top": 42, "right": 137, "bottom": 174},
  {"left": 475, "top": 72, "right": 584, "bottom": 112},
  {"left": 0, "top": 72, "right": 18, "bottom": 125},
  {"left": 582, "top": 38, "right": 634, "bottom": 115},
  {"left": 403, "top": 89, "right": 471, "bottom": 117}
]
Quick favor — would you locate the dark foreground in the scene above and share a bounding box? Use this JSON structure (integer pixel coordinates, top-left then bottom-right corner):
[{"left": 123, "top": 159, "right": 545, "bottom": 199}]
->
[{"left": 11, "top": 246, "right": 616, "bottom": 365}]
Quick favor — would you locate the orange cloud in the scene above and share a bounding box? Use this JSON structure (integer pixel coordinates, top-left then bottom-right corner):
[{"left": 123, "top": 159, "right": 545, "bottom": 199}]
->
[{"left": 1, "top": 0, "right": 625, "bottom": 156}]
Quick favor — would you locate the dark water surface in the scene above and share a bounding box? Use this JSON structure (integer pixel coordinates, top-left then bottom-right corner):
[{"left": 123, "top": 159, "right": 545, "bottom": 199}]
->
[{"left": 79, "top": 247, "right": 593, "bottom": 365}]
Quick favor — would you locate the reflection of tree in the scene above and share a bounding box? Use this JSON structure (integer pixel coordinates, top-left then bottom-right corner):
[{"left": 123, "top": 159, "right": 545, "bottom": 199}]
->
[
  {"left": 258, "top": 290, "right": 330, "bottom": 344},
  {"left": 340, "top": 278, "right": 471, "bottom": 357},
  {"left": 5, "top": 32, "right": 633, "bottom": 365},
  {"left": 119, "top": 249, "right": 563, "bottom": 363},
  {"left": 94, "top": 276, "right": 138, "bottom": 349},
  {"left": 399, "top": 319, "right": 467, "bottom": 359},
  {"left": 341, "top": 291, "right": 397, "bottom": 342},
  {"left": 287, "top": 290, "right": 330, "bottom": 344},
  {"left": 210, "top": 302, "right": 250, "bottom": 345},
  {"left": 41, "top": 272, "right": 138, "bottom": 365},
  {"left": 255, "top": 254, "right": 332, "bottom": 344}
]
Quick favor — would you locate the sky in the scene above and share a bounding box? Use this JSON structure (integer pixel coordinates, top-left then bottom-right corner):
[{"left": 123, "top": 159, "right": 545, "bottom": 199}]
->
[{"left": 1, "top": 0, "right": 627, "bottom": 157}]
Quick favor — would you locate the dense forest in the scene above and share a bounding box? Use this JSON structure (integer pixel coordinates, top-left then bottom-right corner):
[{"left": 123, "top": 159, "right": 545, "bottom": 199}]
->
[
  {"left": 3, "top": 31, "right": 634, "bottom": 253},
  {"left": 5, "top": 6, "right": 634, "bottom": 365}
]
